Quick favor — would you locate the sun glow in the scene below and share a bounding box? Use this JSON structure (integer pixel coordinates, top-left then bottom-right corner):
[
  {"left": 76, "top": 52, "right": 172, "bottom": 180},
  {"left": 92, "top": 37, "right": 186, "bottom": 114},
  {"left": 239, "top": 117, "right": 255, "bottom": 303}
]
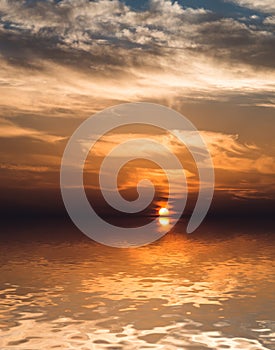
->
[
  {"left": 159, "top": 207, "right": 169, "bottom": 216},
  {"left": 158, "top": 217, "right": 170, "bottom": 226}
]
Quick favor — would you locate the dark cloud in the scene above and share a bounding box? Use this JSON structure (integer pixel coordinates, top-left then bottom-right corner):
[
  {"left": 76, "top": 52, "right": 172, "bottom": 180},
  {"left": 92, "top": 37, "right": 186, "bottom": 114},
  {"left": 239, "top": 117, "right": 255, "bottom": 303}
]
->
[
  {"left": 0, "top": 0, "right": 274, "bottom": 72},
  {"left": 192, "top": 17, "right": 275, "bottom": 69}
]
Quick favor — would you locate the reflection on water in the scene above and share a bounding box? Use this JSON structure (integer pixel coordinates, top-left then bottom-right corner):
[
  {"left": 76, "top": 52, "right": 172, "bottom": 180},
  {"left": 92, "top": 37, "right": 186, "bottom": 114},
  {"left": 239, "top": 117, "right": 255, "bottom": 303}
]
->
[
  {"left": 159, "top": 217, "right": 170, "bottom": 226},
  {"left": 0, "top": 219, "right": 274, "bottom": 349}
]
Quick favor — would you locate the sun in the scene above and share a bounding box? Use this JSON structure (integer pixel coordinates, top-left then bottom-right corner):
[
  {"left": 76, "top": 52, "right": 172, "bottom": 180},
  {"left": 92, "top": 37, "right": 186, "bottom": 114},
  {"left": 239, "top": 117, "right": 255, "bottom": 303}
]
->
[{"left": 158, "top": 207, "right": 169, "bottom": 216}]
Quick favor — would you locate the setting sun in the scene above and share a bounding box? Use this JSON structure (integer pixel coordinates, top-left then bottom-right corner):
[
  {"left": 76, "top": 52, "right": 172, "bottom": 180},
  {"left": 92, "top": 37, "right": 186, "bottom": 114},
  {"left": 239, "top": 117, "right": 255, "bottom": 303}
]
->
[{"left": 158, "top": 207, "right": 169, "bottom": 216}]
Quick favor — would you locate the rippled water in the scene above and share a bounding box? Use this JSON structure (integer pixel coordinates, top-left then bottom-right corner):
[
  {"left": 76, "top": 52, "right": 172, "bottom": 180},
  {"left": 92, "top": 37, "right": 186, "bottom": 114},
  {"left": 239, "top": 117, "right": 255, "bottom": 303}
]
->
[{"left": 0, "top": 219, "right": 274, "bottom": 349}]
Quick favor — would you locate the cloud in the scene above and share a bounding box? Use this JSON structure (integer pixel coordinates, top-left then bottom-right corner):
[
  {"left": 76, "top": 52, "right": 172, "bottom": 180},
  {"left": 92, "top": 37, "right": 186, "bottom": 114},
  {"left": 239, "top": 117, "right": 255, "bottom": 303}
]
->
[
  {"left": 254, "top": 155, "right": 275, "bottom": 174},
  {"left": 86, "top": 128, "right": 274, "bottom": 175},
  {"left": 0, "top": 0, "right": 274, "bottom": 124},
  {"left": 225, "top": 0, "right": 275, "bottom": 14},
  {"left": 264, "top": 16, "right": 275, "bottom": 25},
  {"left": 0, "top": 118, "right": 64, "bottom": 142},
  {"left": 0, "top": 163, "right": 50, "bottom": 172},
  {"left": 0, "top": 0, "right": 274, "bottom": 70},
  {"left": 0, "top": 0, "right": 273, "bottom": 202},
  {"left": 0, "top": 123, "right": 273, "bottom": 199},
  {"left": 84, "top": 129, "right": 275, "bottom": 196}
]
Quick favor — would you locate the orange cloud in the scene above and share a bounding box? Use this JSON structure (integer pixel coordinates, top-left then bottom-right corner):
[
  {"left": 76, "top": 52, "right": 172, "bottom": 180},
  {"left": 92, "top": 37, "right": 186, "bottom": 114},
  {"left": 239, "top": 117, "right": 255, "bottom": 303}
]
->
[{"left": 0, "top": 118, "right": 64, "bottom": 143}]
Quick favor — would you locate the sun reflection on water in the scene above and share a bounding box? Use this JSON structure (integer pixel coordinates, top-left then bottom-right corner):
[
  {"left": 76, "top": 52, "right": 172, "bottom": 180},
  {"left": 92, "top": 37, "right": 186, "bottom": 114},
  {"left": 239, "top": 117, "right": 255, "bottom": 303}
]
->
[
  {"left": 158, "top": 217, "right": 170, "bottom": 226},
  {"left": 0, "top": 221, "right": 274, "bottom": 349}
]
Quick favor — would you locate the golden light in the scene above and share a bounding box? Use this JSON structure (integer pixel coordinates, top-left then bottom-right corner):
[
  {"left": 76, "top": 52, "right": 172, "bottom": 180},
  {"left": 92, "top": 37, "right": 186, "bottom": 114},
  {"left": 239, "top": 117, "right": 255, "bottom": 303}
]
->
[
  {"left": 158, "top": 207, "right": 169, "bottom": 216},
  {"left": 159, "top": 217, "right": 170, "bottom": 226}
]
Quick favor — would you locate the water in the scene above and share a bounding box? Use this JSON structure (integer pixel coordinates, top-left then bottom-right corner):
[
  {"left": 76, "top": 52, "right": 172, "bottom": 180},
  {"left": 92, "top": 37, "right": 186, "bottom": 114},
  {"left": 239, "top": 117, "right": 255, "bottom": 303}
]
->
[{"left": 0, "top": 219, "right": 274, "bottom": 349}]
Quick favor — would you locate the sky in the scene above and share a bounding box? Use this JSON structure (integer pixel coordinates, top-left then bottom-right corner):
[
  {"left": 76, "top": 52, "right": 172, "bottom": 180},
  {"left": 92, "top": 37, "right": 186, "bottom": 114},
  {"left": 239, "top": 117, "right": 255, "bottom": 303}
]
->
[{"left": 0, "top": 0, "right": 274, "bottom": 220}]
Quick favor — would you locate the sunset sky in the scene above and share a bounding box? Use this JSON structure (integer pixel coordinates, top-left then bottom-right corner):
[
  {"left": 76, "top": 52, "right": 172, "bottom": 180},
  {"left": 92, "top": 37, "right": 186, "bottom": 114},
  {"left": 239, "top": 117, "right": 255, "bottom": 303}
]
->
[{"left": 0, "top": 0, "right": 274, "bottom": 220}]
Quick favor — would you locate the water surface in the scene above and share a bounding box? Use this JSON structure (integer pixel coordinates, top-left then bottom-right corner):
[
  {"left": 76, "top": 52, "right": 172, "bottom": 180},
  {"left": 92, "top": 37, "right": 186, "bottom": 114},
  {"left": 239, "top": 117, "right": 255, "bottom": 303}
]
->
[{"left": 0, "top": 219, "right": 274, "bottom": 349}]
